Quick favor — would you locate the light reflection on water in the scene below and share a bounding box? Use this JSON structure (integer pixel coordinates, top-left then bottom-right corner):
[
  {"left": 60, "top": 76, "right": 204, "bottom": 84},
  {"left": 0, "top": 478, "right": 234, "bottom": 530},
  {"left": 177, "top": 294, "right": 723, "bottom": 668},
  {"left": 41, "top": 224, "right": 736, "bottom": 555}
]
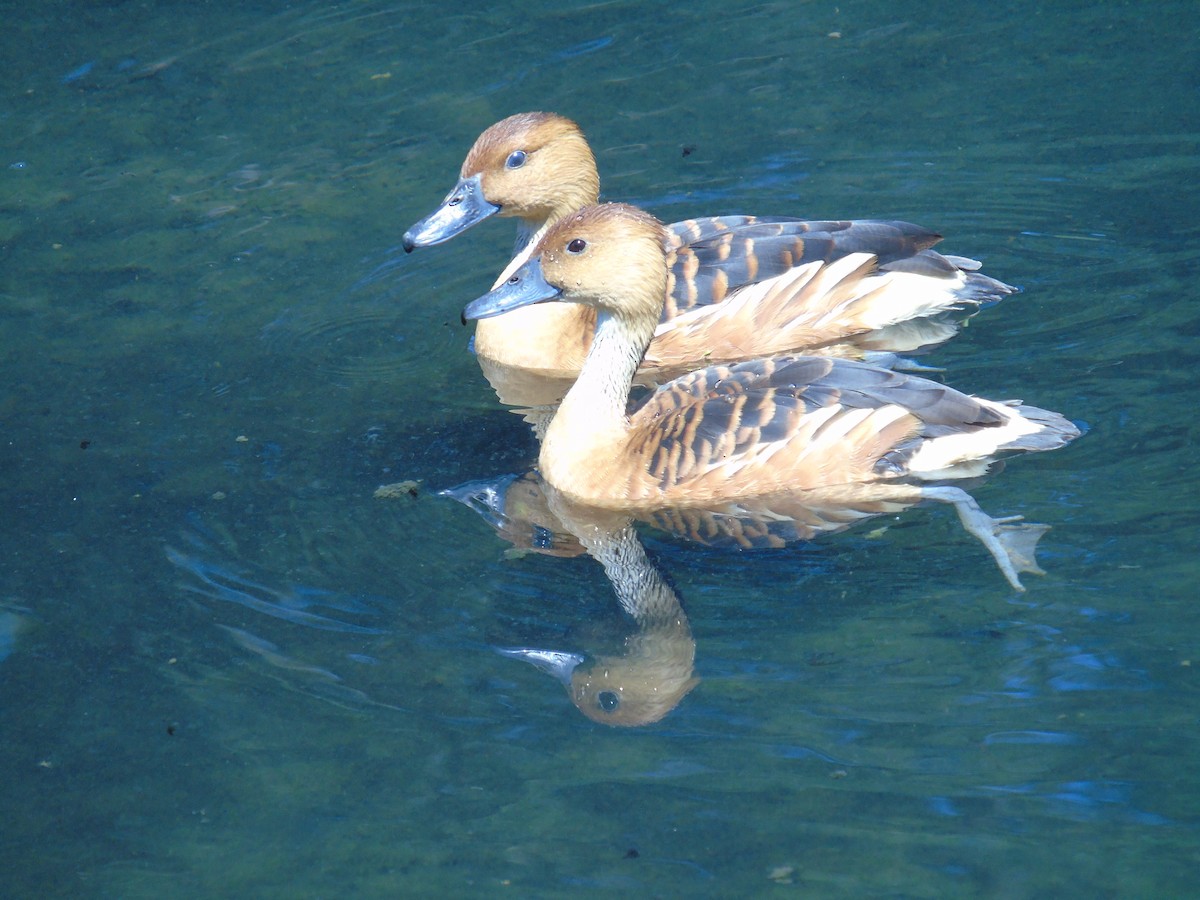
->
[{"left": 2, "top": 0, "right": 1199, "bottom": 895}]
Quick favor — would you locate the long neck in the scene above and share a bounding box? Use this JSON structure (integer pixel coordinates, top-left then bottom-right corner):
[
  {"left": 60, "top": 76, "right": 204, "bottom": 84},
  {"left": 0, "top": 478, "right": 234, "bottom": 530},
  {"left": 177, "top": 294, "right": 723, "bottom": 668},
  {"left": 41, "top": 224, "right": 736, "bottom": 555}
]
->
[
  {"left": 546, "top": 494, "right": 687, "bottom": 627},
  {"left": 550, "top": 307, "right": 654, "bottom": 435},
  {"left": 591, "top": 523, "right": 686, "bottom": 627},
  {"left": 537, "top": 305, "right": 655, "bottom": 503}
]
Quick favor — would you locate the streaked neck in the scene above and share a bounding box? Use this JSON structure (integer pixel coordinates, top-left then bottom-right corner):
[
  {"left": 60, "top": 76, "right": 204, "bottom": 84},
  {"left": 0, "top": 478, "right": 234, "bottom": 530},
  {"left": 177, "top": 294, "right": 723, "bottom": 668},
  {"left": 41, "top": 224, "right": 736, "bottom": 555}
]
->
[
  {"left": 591, "top": 522, "right": 686, "bottom": 626},
  {"left": 538, "top": 305, "right": 655, "bottom": 504},
  {"left": 551, "top": 307, "right": 653, "bottom": 435}
]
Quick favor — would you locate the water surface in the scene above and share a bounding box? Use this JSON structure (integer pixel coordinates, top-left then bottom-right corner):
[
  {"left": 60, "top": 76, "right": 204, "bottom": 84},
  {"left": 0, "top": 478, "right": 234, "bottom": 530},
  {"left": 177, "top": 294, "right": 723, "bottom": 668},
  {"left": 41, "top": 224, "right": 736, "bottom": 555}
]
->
[{"left": 2, "top": 1, "right": 1198, "bottom": 895}]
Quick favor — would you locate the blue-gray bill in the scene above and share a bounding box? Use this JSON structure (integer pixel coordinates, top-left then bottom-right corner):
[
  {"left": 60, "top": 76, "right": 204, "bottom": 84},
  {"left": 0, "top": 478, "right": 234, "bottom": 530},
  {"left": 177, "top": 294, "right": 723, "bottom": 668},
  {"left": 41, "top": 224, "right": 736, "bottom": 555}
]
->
[
  {"left": 461, "top": 257, "right": 562, "bottom": 322},
  {"left": 496, "top": 646, "right": 585, "bottom": 685},
  {"left": 402, "top": 173, "right": 499, "bottom": 251}
]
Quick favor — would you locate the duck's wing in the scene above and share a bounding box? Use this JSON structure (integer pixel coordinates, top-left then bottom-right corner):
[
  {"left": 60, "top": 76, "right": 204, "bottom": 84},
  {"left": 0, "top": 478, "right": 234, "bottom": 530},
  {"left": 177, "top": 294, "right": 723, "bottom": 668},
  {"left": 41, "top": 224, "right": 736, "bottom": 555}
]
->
[
  {"left": 646, "top": 252, "right": 945, "bottom": 372},
  {"left": 663, "top": 217, "right": 946, "bottom": 317},
  {"left": 627, "top": 356, "right": 1015, "bottom": 497},
  {"left": 647, "top": 218, "right": 1017, "bottom": 371},
  {"left": 628, "top": 358, "right": 1077, "bottom": 590}
]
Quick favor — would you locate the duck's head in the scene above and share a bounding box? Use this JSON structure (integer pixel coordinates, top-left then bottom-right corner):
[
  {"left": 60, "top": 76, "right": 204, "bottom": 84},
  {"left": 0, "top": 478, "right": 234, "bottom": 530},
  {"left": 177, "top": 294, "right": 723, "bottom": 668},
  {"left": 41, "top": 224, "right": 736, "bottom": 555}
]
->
[
  {"left": 462, "top": 203, "right": 669, "bottom": 326},
  {"left": 403, "top": 112, "right": 600, "bottom": 250},
  {"left": 499, "top": 619, "right": 698, "bottom": 727},
  {"left": 439, "top": 471, "right": 586, "bottom": 558}
]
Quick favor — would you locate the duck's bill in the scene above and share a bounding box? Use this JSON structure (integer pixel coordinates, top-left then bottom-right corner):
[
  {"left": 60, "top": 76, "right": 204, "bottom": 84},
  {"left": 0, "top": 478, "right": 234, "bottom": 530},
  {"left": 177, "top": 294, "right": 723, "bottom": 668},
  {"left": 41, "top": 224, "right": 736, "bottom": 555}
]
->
[
  {"left": 496, "top": 647, "right": 585, "bottom": 685},
  {"left": 462, "top": 257, "right": 562, "bottom": 321},
  {"left": 438, "top": 474, "right": 519, "bottom": 532},
  {"left": 402, "top": 173, "right": 498, "bottom": 251}
]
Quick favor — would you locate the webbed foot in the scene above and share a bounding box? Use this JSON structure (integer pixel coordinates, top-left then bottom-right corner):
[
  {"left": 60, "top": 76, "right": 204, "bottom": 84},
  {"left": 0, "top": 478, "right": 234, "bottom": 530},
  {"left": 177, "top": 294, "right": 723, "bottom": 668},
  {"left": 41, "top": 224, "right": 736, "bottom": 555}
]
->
[{"left": 921, "top": 487, "right": 1051, "bottom": 591}]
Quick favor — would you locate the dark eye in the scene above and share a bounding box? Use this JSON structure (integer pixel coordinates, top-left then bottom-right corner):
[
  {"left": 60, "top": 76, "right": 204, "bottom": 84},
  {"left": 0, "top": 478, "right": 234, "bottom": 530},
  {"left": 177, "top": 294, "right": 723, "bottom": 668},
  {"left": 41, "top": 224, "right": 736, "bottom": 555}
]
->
[
  {"left": 505, "top": 150, "right": 527, "bottom": 169},
  {"left": 597, "top": 691, "right": 620, "bottom": 712},
  {"left": 567, "top": 238, "right": 587, "bottom": 254}
]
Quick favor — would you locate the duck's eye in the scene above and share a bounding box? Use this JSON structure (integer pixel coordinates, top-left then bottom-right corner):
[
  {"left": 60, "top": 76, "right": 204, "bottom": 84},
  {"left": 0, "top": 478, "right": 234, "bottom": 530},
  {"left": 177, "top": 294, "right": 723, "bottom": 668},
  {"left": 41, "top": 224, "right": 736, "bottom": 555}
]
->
[
  {"left": 597, "top": 691, "right": 620, "bottom": 712},
  {"left": 567, "top": 238, "right": 587, "bottom": 254},
  {"left": 505, "top": 150, "right": 527, "bottom": 169}
]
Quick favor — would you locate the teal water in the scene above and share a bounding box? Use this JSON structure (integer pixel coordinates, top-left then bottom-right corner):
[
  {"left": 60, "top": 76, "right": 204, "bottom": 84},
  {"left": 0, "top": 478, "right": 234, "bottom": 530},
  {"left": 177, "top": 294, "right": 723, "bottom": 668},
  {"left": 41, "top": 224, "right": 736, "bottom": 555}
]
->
[{"left": 3, "top": 0, "right": 1199, "bottom": 895}]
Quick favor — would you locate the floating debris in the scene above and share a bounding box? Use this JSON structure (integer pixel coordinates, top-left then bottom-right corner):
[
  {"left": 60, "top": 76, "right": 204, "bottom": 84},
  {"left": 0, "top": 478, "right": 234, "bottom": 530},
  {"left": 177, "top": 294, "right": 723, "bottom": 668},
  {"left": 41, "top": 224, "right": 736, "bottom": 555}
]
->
[{"left": 374, "top": 480, "right": 420, "bottom": 500}]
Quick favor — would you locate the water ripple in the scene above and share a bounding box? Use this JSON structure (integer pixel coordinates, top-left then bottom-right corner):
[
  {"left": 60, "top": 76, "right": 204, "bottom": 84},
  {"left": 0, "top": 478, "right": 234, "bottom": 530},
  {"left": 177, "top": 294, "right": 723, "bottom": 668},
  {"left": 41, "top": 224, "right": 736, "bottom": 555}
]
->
[
  {"left": 258, "top": 307, "right": 413, "bottom": 380},
  {"left": 166, "top": 538, "right": 386, "bottom": 634}
]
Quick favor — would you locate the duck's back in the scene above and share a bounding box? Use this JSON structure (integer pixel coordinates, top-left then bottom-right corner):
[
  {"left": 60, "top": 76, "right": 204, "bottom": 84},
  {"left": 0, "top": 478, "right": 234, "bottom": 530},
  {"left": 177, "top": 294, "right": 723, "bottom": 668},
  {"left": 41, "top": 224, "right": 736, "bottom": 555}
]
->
[{"left": 664, "top": 217, "right": 961, "bottom": 318}]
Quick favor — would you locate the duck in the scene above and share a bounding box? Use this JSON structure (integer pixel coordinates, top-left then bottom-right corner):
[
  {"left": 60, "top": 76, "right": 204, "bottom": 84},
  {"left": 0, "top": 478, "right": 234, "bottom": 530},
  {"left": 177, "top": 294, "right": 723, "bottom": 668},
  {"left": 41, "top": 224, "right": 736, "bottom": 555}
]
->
[
  {"left": 404, "top": 111, "right": 1015, "bottom": 380},
  {"left": 462, "top": 203, "right": 1081, "bottom": 591}
]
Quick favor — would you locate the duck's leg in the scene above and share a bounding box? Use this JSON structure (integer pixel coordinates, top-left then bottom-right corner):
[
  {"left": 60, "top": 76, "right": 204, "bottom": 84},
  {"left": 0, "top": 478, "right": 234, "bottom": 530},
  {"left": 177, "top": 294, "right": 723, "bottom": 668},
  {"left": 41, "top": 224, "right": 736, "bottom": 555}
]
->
[{"left": 920, "top": 486, "right": 1050, "bottom": 592}]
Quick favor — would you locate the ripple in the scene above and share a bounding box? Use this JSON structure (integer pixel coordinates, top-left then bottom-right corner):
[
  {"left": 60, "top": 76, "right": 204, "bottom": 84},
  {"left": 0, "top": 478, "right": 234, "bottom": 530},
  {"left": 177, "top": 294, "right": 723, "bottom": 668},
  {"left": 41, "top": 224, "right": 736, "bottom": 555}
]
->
[
  {"left": 258, "top": 306, "right": 415, "bottom": 380},
  {"left": 983, "top": 730, "right": 1079, "bottom": 746},
  {"left": 166, "top": 536, "right": 386, "bottom": 634}
]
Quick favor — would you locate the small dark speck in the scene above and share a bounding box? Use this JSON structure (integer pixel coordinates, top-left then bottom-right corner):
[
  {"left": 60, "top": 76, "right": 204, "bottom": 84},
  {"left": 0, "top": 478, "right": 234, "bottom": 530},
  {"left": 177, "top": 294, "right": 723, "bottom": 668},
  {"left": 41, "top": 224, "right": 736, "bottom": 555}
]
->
[
  {"left": 79, "top": 440, "right": 91, "bottom": 450},
  {"left": 623, "top": 848, "right": 640, "bottom": 859},
  {"left": 166, "top": 723, "right": 177, "bottom": 736},
  {"left": 681, "top": 145, "right": 696, "bottom": 158}
]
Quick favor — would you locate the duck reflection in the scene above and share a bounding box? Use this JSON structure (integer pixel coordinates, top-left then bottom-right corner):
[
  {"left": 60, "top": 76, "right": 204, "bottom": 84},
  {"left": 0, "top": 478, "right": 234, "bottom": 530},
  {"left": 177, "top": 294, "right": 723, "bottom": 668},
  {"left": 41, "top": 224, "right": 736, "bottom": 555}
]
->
[
  {"left": 448, "top": 473, "right": 695, "bottom": 727},
  {"left": 443, "top": 470, "right": 1057, "bottom": 727},
  {"left": 497, "top": 494, "right": 698, "bottom": 728}
]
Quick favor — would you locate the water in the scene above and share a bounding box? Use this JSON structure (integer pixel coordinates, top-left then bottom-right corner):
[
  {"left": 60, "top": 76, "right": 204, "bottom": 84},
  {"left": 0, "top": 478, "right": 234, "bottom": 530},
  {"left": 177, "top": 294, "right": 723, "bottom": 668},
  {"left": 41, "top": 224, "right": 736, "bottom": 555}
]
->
[{"left": 3, "top": 0, "right": 1199, "bottom": 895}]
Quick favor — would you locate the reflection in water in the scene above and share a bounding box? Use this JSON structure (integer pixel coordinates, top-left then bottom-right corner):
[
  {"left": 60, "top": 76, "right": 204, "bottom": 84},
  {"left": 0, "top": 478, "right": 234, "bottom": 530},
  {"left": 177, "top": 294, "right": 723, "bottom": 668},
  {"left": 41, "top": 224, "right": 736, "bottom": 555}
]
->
[
  {"left": 5, "top": 0, "right": 1197, "bottom": 893},
  {"left": 499, "top": 496, "right": 699, "bottom": 728},
  {"left": 441, "top": 472, "right": 585, "bottom": 558},
  {"left": 445, "top": 469, "right": 1068, "bottom": 726},
  {"left": 0, "top": 605, "right": 33, "bottom": 666}
]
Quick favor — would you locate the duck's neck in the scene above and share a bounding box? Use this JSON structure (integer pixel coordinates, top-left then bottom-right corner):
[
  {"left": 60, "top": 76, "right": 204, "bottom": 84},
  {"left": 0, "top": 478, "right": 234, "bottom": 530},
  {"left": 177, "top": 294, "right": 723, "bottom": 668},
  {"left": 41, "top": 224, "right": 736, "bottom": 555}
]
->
[
  {"left": 593, "top": 523, "right": 687, "bottom": 627},
  {"left": 566, "top": 310, "right": 650, "bottom": 424},
  {"left": 546, "top": 494, "right": 687, "bottom": 628},
  {"left": 540, "top": 306, "right": 655, "bottom": 490}
]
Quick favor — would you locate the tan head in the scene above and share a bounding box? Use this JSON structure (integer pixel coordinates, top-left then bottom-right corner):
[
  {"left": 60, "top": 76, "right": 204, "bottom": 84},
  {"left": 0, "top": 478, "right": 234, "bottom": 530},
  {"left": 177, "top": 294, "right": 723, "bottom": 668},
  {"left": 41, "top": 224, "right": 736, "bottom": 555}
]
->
[
  {"left": 567, "top": 622, "right": 699, "bottom": 726},
  {"left": 499, "top": 617, "right": 698, "bottom": 727},
  {"left": 461, "top": 112, "right": 600, "bottom": 224},
  {"left": 404, "top": 112, "right": 601, "bottom": 251},
  {"left": 463, "top": 203, "right": 671, "bottom": 330}
]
